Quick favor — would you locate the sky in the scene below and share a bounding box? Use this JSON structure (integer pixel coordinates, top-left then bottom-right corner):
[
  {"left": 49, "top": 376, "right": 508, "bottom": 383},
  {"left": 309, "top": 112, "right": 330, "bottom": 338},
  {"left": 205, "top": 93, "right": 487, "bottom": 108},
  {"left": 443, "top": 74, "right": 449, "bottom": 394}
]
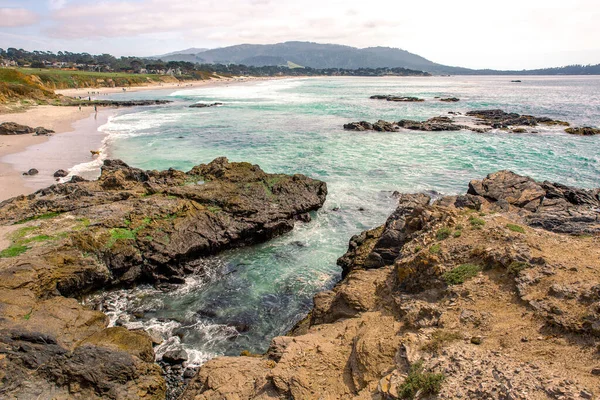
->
[{"left": 0, "top": 0, "right": 599, "bottom": 70}]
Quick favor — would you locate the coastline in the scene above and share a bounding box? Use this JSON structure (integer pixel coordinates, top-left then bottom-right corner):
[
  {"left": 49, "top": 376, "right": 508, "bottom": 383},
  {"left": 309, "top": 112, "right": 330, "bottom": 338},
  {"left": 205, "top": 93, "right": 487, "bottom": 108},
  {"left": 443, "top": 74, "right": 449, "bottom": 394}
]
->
[
  {"left": 0, "top": 75, "right": 291, "bottom": 202},
  {"left": 0, "top": 106, "right": 97, "bottom": 201},
  {"left": 55, "top": 75, "right": 288, "bottom": 97}
]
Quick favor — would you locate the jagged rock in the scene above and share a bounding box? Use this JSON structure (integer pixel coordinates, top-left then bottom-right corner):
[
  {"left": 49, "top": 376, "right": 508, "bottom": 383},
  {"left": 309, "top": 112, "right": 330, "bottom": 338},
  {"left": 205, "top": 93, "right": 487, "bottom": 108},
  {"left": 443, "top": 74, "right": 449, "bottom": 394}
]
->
[
  {"left": 181, "top": 170, "right": 599, "bottom": 400},
  {"left": 53, "top": 169, "right": 68, "bottom": 178},
  {"left": 397, "top": 118, "right": 468, "bottom": 132},
  {"left": 440, "top": 97, "right": 460, "bottom": 102},
  {"left": 466, "top": 109, "right": 569, "bottom": 128},
  {"left": 565, "top": 127, "right": 600, "bottom": 135},
  {"left": 0, "top": 157, "right": 326, "bottom": 399},
  {"left": 468, "top": 170, "right": 600, "bottom": 234}
]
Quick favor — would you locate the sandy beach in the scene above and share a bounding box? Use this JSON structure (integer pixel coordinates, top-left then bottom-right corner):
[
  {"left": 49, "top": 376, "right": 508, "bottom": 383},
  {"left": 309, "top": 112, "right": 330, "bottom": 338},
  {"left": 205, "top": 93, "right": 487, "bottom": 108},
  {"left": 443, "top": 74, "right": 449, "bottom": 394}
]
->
[
  {"left": 0, "top": 76, "right": 288, "bottom": 202},
  {"left": 0, "top": 106, "right": 97, "bottom": 201},
  {"left": 56, "top": 76, "right": 282, "bottom": 97}
]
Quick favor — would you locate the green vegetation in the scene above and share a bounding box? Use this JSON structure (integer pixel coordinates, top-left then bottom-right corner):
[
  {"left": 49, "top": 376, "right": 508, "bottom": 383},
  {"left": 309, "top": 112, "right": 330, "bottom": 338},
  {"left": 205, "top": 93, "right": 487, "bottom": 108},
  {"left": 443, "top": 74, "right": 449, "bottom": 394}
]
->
[
  {"left": 105, "top": 218, "right": 154, "bottom": 248},
  {"left": 506, "top": 223, "right": 525, "bottom": 233},
  {"left": 397, "top": 360, "right": 445, "bottom": 399},
  {"left": 469, "top": 216, "right": 486, "bottom": 228},
  {"left": 206, "top": 206, "right": 222, "bottom": 214},
  {"left": 0, "top": 244, "right": 28, "bottom": 258},
  {"left": 23, "top": 309, "right": 33, "bottom": 320},
  {"left": 106, "top": 228, "right": 137, "bottom": 248},
  {"left": 442, "top": 263, "right": 482, "bottom": 285},
  {"left": 507, "top": 261, "right": 531, "bottom": 275},
  {"left": 421, "top": 330, "right": 463, "bottom": 353},
  {"left": 429, "top": 244, "right": 441, "bottom": 254},
  {"left": 436, "top": 227, "right": 452, "bottom": 240},
  {"left": 453, "top": 230, "right": 462, "bottom": 238},
  {"left": 414, "top": 245, "right": 422, "bottom": 253},
  {"left": 15, "top": 211, "right": 61, "bottom": 225}
]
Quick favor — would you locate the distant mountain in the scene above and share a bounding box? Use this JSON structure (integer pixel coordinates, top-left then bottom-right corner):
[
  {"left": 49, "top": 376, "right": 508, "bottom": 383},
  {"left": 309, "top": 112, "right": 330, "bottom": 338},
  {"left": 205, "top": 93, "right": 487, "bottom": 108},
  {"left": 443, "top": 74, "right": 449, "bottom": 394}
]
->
[
  {"left": 153, "top": 41, "right": 469, "bottom": 74},
  {"left": 152, "top": 42, "right": 600, "bottom": 75},
  {"left": 154, "top": 48, "right": 209, "bottom": 58}
]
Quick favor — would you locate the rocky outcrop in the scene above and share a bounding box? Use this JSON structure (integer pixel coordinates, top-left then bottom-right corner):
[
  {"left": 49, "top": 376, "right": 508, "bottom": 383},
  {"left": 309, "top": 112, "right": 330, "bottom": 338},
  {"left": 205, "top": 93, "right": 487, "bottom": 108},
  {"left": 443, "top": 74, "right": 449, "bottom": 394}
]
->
[
  {"left": 189, "top": 102, "right": 223, "bottom": 108},
  {"left": 0, "top": 122, "right": 55, "bottom": 135},
  {"left": 565, "top": 127, "right": 600, "bottom": 135},
  {"left": 439, "top": 97, "right": 459, "bottom": 102},
  {"left": 467, "top": 170, "right": 600, "bottom": 234},
  {"left": 0, "top": 157, "right": 327, "bottom": 399},
  {"left": 344, "top": 109, "right": 577, "bottom": 134},
  {"left": 344, "top": 117, "right": 481, "bottom": 132},
  {"left": 370, "top": 95, "right": 424, "bottom": 102},
  {"left": 183, "top": 171, "right": 599, "bottom": 399},
  {"left": 465, "top": 109, "right": 569, "bottom": 128}
]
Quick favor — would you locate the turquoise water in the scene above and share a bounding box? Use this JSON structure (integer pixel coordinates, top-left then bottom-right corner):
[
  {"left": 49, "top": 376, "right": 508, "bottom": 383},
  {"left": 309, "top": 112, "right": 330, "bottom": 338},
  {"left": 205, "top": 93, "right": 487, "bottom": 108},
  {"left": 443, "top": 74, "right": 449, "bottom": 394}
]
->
[{"left": 88, "top": 76, "right": 600, "bottom": 365}]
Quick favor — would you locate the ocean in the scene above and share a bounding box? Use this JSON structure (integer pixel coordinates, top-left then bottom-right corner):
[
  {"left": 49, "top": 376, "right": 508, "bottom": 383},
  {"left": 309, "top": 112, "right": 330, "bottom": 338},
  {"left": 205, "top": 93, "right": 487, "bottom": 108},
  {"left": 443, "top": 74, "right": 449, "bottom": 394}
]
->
[{"left": 82, "top": 76, "right": 600, "bottom": 366}]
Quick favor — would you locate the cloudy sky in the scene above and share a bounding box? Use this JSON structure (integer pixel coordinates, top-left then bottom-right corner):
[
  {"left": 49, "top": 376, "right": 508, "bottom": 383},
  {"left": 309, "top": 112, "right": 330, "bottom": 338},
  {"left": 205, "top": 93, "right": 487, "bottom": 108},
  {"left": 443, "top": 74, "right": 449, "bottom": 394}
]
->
[{"left": 0, "top": 0, "right": 598, "bottom": 70}]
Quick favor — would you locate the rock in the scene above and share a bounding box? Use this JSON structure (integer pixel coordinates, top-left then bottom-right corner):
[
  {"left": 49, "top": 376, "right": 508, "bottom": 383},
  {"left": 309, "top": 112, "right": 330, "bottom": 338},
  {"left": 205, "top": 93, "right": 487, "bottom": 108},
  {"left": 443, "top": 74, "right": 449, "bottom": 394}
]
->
[
  {"left": 33, "top": 126, "right": 55, "bottom": 136},
  {"left": 470, "top": 336, "right": 483, "bottom": 345},
  {"left": 591, "top": 368, "right": 600, "bottom": 376},
  {"left": 440, "top": 97, "right": 460, "bottom": 102},
  {"left": 369, "top": 95, "right": 424, "bottom": 102},
  {"left": 343, "top": 121, "right": 373, "bottom": 131},
  {"left": 466, "top": 109, "right": 569, "bottom": 128},
  {"left": 511, "top": 80, "right": 522, "bottom": 82},
  {"left": 162, "top": 349, "right": 188, "bottom": 364},
  {"left": 0, "top": 122, "right": 35, "bottom": 135},
  {"left": 189, "top": 102, "right": 223, "bottom": 108},
  {"left": 397, "top": 117, "right": 468, "bottom": 132},
  {"left": 23, "top": 168, "right": 39, "bottom": 176},
  {"left": 468, "top": 170, "right": 600, "bottom": 234},
  {"left": 53, "top": 169, "right": 68, "bottom": 178},
  {"left": 0, "top": 157, "right": 326, "bottom": 399},
  {"left": 69, "top": 175, "right": 87, "bottom": 183},
  {"left": 565, "top": 127, "right": 600, "bottom": 136},
  {"left": 180, "top": 170, "right": 599, "bottom": 400}
]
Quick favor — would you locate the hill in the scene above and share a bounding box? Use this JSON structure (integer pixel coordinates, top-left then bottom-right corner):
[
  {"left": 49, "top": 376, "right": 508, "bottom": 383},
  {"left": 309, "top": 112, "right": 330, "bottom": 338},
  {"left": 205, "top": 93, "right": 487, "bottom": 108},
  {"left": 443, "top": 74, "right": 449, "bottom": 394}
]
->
[
  {"left": 155, "top": 41, "right": 600, "bottom": 75},
  {"left": 156, "top": 41, "right": 466, "bottom": 74}
]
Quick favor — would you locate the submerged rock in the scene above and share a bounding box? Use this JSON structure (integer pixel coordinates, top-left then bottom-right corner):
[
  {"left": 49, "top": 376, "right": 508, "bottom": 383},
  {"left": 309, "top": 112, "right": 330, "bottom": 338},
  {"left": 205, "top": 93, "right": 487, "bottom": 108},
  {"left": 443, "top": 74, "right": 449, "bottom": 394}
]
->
[
  {"left": 189, "top": 102, "right": 223, "bottom": 108},
  {"left": 370, "top": 95, "right": 425, "bottom": 102},
  {"left": 565, "top": 126, "right": 600, "bottom": 136}
]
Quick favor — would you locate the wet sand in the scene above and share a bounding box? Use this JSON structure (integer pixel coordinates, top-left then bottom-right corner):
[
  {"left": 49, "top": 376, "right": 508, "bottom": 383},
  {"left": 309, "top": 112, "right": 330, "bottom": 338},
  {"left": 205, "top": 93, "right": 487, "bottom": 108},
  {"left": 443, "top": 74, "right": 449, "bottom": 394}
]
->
[{"left": 0, "top": 106, "right": 98, "bottom": 201}]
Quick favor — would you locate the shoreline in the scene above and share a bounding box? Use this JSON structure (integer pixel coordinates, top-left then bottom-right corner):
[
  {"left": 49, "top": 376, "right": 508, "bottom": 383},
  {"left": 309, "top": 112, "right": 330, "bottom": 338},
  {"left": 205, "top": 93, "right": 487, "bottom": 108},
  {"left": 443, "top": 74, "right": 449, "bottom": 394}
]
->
[
  {"left": 0, "top": 106, "right": 98, "bottom": 201},
  {"left": 0, "top": 76, "right": 291, "bottom": 202},
  {"left": 55, "top": 75, "right": 290, "bottom": 97}
]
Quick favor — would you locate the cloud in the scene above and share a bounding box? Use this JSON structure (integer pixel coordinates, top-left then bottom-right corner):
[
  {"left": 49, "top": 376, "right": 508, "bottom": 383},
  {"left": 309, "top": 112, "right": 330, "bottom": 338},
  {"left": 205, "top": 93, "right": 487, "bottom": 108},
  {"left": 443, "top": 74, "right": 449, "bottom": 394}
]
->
[
  {"left": 28, "top": 0, "right": 600, "bottom": 69},
  {"left": 49, "top": 0, "right": 68, "bottom": 10},
  {"left": 0, "top": 8, "right": 39, "bottom": 27}
]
